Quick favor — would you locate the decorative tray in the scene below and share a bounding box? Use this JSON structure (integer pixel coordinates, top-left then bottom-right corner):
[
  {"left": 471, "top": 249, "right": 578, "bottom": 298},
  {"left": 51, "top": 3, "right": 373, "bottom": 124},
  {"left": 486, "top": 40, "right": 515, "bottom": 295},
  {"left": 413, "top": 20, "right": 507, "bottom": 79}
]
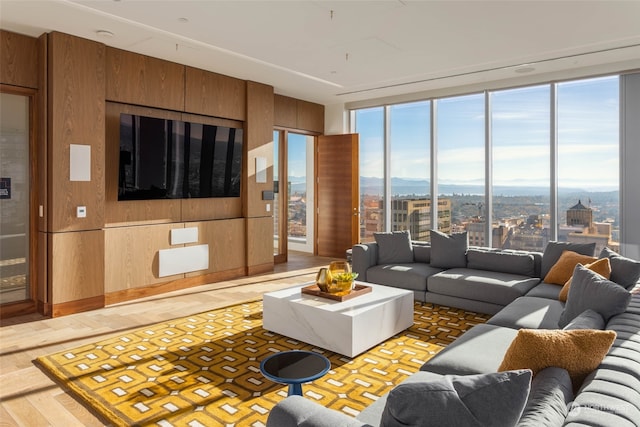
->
[{"left": 301, "top": 283, "right": 372, "bottom": 302}]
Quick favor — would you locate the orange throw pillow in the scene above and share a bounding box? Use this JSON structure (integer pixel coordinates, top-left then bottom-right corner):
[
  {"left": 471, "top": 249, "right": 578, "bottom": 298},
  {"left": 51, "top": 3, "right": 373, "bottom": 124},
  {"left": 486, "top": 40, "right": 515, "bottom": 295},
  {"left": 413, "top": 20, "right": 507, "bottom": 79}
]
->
[
  {"left": 498, "top": 328, "right": 616, "bottom": 391},
  {"left": 544, "top": 250, "right": 597, "bottom": 285},
  {"left": 559, "top": 258, "right": 612, "bottom": 302}
]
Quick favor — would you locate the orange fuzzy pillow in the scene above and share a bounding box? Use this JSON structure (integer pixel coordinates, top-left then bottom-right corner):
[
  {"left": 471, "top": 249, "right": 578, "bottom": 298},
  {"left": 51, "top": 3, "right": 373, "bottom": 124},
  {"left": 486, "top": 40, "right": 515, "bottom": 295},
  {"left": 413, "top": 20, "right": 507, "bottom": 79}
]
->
[
  {"left": 544, "top": 250, "right": 597, "bottom": 285},
  {"left": 559, "top": 258, "right": 612, "bottom": 302},
  {"left": 498, "top": 328, "right": 616, "bottom": 391}
]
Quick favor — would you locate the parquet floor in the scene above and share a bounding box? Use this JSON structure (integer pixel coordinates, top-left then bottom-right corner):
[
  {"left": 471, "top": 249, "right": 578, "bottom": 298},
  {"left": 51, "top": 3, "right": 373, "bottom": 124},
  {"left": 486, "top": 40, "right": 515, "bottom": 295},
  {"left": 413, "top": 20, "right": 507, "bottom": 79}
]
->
[{"left": 0, "top": 252, "right": 334, "bottom": 426}]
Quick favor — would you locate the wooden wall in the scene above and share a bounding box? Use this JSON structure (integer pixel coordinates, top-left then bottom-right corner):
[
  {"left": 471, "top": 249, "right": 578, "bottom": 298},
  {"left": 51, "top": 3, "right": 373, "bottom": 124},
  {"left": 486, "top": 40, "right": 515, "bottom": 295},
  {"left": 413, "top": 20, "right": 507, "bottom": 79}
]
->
[{"left": 1, "top": 29, "right": 325, "bottom": 316}]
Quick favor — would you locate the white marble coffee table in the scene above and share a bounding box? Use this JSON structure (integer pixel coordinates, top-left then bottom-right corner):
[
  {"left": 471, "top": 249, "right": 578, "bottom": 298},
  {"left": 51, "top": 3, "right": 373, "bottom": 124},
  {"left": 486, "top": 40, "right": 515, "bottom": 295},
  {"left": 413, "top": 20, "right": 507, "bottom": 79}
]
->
[{"left": 262, "top": 282, "right": 414, "bottom": 357}]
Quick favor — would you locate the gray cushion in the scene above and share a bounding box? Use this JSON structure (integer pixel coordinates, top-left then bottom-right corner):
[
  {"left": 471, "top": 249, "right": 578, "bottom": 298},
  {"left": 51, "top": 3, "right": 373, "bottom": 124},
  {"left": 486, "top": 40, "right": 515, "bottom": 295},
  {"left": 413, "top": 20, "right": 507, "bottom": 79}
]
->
[
  {"left": 413, "top": 244, "right": 431, "bottom": 263},
  {"left": 367, "top": 263, "right": 442, "bottom": 292},
  {"left": 421, "top": 324, "right": 520, "bottom": 375},
  {"left": 600, "top": 248, "right": 640, "bottom": 290},
  {"left": 559, "top": 264, "right": 632, "bottom": 328},
  {"left": 266, "top": 395, "right": 369, "bottom": 427},
  {"left": 562, "top": 309, "right": 606, "bottom": 330},
  {"left": 374, "top": 231, "right": 413, "bottom": 264},
  {"left": 357, "top": 371, "right": 444, "bottom": 426},
  {"left": 430, "top": 230, "right": 468, "bottom": 268},
  {"left": 517, "top": 367, "right": 573, "bottom": 427},
  {"left": 380, "top": 370, "right": 532, "bottom": 427},
  {"left": 487, "top": 296, "right": 564, "bottom": 330},
  {"left": 525, "top": 282, "right": 563, "bottom": 299},
  {"left": 427, "top": 268, "right": 540, "bottom": 306},
  {"left": 541, "top": 241, "right": 596, "bottom": 278},
  {"left": 467, "top": 249, "right": 536, "bottom": 277}
]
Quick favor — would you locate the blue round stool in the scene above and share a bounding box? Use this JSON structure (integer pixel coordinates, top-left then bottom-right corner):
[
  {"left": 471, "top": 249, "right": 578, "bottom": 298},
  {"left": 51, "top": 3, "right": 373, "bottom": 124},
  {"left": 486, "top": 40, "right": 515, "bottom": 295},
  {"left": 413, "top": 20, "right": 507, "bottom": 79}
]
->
[{"left": 260, "top": 350, "right": 331, "bottom": 396}]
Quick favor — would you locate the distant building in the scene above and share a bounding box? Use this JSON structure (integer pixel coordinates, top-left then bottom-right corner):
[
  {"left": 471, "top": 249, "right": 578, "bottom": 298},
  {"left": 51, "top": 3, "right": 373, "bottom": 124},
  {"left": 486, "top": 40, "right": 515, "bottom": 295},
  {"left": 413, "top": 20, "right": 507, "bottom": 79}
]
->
[
  {"left": 562, "top": 199, "right": 612, "bottom": 254},
  {"left": 391, "top": 198, "right": 452, "bottom": 241}
]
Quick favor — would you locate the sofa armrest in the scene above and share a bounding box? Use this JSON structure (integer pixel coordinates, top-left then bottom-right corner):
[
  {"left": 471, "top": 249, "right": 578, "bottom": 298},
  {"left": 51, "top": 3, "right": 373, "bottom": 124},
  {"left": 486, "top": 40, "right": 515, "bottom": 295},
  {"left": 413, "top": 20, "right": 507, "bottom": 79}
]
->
[
  {"left": 266, "top": 395, "right": 369, "bottom": 427},
  {"left": 352, "top": 243, "right": 378, "bottom": 281}
]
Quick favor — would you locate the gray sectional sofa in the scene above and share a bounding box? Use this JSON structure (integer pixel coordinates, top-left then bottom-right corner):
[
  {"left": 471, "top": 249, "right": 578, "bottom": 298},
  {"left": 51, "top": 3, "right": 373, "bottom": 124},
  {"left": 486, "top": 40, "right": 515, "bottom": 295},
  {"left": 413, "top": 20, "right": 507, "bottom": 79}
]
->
[{"left": 266, "top": 231, "right": 640, "bottom": 427}]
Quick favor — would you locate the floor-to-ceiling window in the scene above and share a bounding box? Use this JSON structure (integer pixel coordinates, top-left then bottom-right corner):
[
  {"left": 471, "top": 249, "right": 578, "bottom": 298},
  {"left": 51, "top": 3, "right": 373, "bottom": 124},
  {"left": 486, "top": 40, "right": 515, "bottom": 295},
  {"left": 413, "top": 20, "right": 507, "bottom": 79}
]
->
[
  {"left": 389, "top": 101, "right": 431, "bottom": 240},
  {"left": 490, "top": 85, "right": 550, "bottom": 250},
  {"left": 353, "top": 107, "right": 385, "bottom": 243},
  {"left": 436, "top": 93, "right": 485, "bottom": 244},
  {"left": 351, "top": 74, "right": 621, "bottom": 253},
  {"left": 556, "top": 76, "right": 620, "bottom": 255}
]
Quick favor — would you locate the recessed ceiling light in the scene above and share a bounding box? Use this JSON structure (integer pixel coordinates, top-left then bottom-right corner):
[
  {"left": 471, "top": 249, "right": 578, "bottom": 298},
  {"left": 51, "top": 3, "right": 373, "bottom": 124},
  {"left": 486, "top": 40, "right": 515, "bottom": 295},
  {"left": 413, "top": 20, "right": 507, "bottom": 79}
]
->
[
  {"left": 178, "top": 17, "right": 189, "bottom": 23},
  {"left": 96, "top": 30, "right": 114, "bottom": 38}
]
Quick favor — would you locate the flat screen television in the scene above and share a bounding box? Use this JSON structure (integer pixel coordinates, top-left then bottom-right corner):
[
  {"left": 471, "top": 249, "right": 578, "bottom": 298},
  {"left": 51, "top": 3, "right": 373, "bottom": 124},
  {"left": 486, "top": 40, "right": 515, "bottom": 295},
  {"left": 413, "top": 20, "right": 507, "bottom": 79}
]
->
[{"left": 118, "top": 113, "right": 243, "bottom": 200}]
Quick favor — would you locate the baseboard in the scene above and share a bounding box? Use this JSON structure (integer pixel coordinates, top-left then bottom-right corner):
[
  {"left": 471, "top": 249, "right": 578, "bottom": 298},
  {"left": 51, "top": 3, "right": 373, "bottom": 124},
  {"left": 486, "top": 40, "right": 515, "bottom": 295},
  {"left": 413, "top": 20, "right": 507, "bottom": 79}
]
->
[
  {"left": 51, "top": 295, "right": 105, "bottom": 317},
  {"left": 105, "top": 267, "right": 246, "bottom": 306},
  {"left": 247, "top": 263, "right": 274, "bottom": 276}
]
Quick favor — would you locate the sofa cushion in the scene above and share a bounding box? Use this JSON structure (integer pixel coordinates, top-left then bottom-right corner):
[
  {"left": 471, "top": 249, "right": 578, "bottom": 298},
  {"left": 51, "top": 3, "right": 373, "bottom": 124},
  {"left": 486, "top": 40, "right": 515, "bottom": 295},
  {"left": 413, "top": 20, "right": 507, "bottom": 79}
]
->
[
  {"left": 558, "top": 257, "right": 611, "bottom": 302},
  {"left": 367, "top": 263, "right": 443, "bottom": 292},
  {"left": 487, "top": 296, "right": 564, "bottom": 330},
  {"left": 412, "top": 243, "right": 431, "bottom": 263},
  {"left": 428, "top": 268, "right": 540, "bottom": 306},
  {"left": 562, "top": 309, "right": 606, "bottom": 330},
  {"left": 517, "top": 367, "right": 573, "bottom": 427},
  {"left": 380, "top": 370, "right": 532, "bottom": 427},
  {"left": 600, "top": 247, "right": 640, "bottom": 290},
  {"left": 374, "top": 231, "right": 413, "bottom": 264},
  {"left": 421, "top": 324, "right": 519, "bottom": 376},
  {"left": 466, "top": 249, "right": 536, "bottom": 277},
  {"left": 429, "top": 230, "right": 468, "bottom": 269},
  {"left": 525, "top": 282, "right": 563, "bottom": 299},
  {"left": 540, "top": 241, "right": 596, "bottom": 279},
  {"left": 559, "top": 264, "right": 632, "bottom": 328},
  {"left": 543, "top": 250, "right": 597, "bottom": 285},
  {"left": 498, "top": 328, "right": 616, "bottom": 391}
]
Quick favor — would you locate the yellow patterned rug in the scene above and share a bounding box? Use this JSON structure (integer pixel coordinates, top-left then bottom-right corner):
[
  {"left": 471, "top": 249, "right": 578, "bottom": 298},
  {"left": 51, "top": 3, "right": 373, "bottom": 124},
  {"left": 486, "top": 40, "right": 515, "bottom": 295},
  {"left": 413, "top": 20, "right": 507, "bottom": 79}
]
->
[{"left": 35, "top": 300, "right": 489, "bottom": 426}]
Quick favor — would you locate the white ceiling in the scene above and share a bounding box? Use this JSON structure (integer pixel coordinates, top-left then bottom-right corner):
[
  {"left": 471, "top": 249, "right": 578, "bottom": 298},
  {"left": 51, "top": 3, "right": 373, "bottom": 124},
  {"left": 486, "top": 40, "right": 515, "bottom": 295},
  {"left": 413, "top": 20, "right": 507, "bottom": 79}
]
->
[{"left": 2, "top": 0, "right": 640, "bottom": 106}]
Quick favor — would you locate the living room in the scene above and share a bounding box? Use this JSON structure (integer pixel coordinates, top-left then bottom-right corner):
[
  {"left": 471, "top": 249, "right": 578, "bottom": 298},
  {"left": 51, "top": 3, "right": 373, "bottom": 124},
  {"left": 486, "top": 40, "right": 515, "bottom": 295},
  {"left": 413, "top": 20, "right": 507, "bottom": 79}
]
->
[{"left": 1, "top": 1, "right": 640, "bottom": 426}]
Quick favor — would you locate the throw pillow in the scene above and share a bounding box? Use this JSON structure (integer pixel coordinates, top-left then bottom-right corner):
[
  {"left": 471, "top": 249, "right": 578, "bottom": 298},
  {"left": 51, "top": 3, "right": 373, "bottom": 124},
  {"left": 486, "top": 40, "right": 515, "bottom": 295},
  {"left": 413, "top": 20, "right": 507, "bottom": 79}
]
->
[
  {"left": 599, "top": 247, "right": 640, "bottom": 290},
  {"left": 498, "top": 328, "right": 616, "bottom": 391},
  {"left": 559, "top": 264, "right": 632, "bottom": 328},
  {"left": 558, "top": 257, "right": 611, "bottom": 302},
  {"left": 562, "top": 309, "right": 606, "bottom": 330},
  {"left": 374, "top": 230, "right": 413, "bottom": 264},
  {"left": 380, "top": 370, "right": 532, "bottom": 427},
  {"left": 429, "top": 230, "right": 468, "bottom": 269},
  {"left": 543, "top": 250, "right": 597, "bottom": 286},
  {"left": 541, "top": 241, "right": 596, "bottom": 279},
  {"left": 517, "top": 367, "right": 574, "bottom": 427}
]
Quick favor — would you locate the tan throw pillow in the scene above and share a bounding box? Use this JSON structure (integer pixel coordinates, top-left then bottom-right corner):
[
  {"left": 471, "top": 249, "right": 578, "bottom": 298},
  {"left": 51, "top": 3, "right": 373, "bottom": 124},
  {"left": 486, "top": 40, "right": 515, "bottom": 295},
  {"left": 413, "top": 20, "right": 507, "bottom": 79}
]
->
[
  {"left": 498, "top": 328, "right": 616, "bottom": 391},
  {"left": 544, "top": 251, "right": 597, "bottom": 285},
  {"left": 559, "top": 258, "right": 612, "bottom": 302}
]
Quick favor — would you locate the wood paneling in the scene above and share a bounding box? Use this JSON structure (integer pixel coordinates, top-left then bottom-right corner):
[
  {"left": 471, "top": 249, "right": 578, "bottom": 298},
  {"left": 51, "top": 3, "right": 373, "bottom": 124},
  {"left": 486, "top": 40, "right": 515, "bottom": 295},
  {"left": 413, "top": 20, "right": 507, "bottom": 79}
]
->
[
  {"left": 245, "top": 81, "right": 274, "bottom": 219},
  {"left": 297, "top": 99, "right": 324, "bottom": 133},
  {"left": 316, "top": 134, "right": 359, "bottom": 258},
  {"left": 104, "top": 102, "right": 182, "bottom": 226},
  {"left": 274, "top": 94, "right": 324, "bottom": 133},
  {"left": 274, "top": 94, "right": 297, "bottom": 128},
  {"left": 0, "top": 30, "right": 38, "bottom": 88},
  {"left": 104, "top": 223, "right": 182, "bottom": 294},
  {"left": 185, "top": 67, "right": 246, "bottom": 120},
  {"left": 49, "top": 230, "right": 104, "bottom": 306},
  {"left": 246, "top": 216, "right": 274, "bottom": 273},
  {"left": 48, "top": 32, "right": 105, "bottom": 232},
  {"left": 106, "top": 47, "right": 185, "bottom": 111},
  {"left": 185, "top": 218, "right": 246, "bottom": 276}
]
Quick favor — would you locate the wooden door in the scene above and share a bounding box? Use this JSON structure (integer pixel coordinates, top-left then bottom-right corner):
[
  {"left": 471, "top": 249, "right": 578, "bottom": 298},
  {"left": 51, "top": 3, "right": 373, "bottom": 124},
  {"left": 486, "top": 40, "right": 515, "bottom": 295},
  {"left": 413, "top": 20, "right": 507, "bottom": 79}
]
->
[{"left": 316, "top": 134, "right": 359, "bottom": 258}]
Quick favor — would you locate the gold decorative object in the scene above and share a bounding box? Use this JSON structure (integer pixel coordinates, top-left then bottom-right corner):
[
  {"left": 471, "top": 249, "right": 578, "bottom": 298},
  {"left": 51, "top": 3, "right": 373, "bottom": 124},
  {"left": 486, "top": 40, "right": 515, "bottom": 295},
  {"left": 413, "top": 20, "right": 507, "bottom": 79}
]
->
[
  {"left": 323, "top": 261, "right": 357, "bottom": 294},
  {"left": 315, "top": 267, "right": 330, "bottom": 292}
]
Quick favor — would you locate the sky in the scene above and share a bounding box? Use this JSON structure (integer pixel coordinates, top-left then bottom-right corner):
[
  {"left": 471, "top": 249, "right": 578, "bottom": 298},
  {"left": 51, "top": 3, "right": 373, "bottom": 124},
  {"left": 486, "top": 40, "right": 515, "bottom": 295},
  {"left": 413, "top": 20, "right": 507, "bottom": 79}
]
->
[{"left": 353, "top": 75, "right": 620, "bottom": 192}]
